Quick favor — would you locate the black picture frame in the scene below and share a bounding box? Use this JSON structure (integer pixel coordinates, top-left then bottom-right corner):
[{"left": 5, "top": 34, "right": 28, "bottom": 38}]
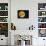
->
[{"left": 17, "top": 10, "right": 29, "bottom": 19}]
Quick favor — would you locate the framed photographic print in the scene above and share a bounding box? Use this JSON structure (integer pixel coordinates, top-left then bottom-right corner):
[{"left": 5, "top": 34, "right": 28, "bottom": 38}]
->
[{"left": 17, "top": 10, "right": 29, "bottom": 19}]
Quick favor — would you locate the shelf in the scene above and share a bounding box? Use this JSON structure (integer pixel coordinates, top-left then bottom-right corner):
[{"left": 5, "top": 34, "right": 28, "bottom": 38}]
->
[
  {"left": 0, "top": 3, "right": 8, "bottom": 37},
  {"left": 38, "top": 10, "right": 46, "bottom": 11},
  {"left": 38, "top": 28, "right": 46, "bottom": 29},
  {"left": 38, "top": 16, "right": 46, "bottom": 17},
  {"left": 0, "top": 10, "right": 8, "bottom": 11},
  {"left": 38, "top": 3, "right": 46, "bottom": 37},
  {"left": 38, "top": 22, "right": 46, "bottom": 23},
  {"left": 0, "top": 22, "right": 8, "bottom": 23},
  {"left": 0, "top": 16, "right": 8, "bottom": 17}
]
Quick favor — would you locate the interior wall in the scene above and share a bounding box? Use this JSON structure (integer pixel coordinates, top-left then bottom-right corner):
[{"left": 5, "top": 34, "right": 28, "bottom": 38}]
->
[
  {"left": 11, "top": 0, "right": 46, "bottom": 30},
  {"left": 11, "top": 0, "right": 46, "bottom": 46},
  {"left": 11, "top": 0, "right": 38, "bottom": 30}
]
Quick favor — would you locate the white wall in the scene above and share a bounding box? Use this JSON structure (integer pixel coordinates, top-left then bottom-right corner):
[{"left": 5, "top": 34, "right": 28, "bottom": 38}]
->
[
  {"left": 11, "top": 0, "right": 46, "bottom": 46},
  {"left": 11, "top": 0, "right": 38, "bottom": 45},
  {"left": 11, "top": 0, "right": 46, "bottom": 30},
  {"left": 11, "top": 0, "right": 38, "bottom": 30}
]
